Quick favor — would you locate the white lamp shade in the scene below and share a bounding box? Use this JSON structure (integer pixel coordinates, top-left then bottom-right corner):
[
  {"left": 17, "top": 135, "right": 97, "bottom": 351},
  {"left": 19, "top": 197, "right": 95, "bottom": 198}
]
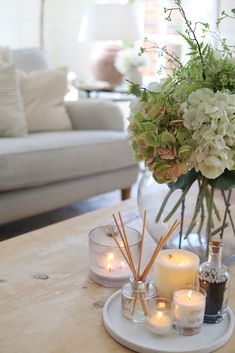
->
[{"left": 79, "top": 3, "right": 144, "bottom": 42}]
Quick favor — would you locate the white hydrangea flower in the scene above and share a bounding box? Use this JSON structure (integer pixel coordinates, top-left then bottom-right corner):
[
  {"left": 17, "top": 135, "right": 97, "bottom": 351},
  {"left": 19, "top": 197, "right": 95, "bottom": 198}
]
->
[
  {"left": 115, "top": 48, "right": 147, "bottom": 75},
  {"left": 147, "top": 82, "right": 161, "bottom": 92},
  {"left": 181, "top": 88, "right": 235, "bottom": 179},
  {"left": 147, "top": 79, "right": 166, "bottom": 92}
]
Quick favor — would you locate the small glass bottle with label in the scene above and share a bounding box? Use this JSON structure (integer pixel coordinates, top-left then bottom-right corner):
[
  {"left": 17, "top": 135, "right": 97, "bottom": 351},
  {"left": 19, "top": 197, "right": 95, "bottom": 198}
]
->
[{"left": 199, "top": 240, "right": 230, "bottom": 323}]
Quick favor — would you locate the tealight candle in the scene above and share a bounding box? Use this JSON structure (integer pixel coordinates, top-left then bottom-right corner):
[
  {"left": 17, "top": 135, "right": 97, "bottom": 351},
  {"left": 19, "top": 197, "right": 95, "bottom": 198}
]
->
[
  {"left": 173, "top": 286, "right": 206, "bottom": 335},
  {"left": 88, "top": 225, "right": 141, "bottom": 287},
  {"left": 154, "top": 249, "right": 199, "bottom": 298},
  {"left": 146, "top": 298, "right": 173, "bottom": 335}
]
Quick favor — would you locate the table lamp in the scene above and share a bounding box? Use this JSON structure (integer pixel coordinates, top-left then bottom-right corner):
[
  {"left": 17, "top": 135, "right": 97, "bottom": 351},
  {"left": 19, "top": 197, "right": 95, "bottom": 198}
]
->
[{"left": 78, "top": 2, "right": 144, "bottom": 86}]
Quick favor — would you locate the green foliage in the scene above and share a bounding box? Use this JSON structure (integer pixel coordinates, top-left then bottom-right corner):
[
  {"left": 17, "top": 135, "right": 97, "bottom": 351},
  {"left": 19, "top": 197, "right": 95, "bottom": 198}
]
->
[
  {"left": 128, "top": 83, "right": 142, "bottom": 97},
  {"left": 168, "top": 169, "right": 198, "bottom": 191},
  {"left": 128, "top": 0, "right": 235, "bottom": 189},
  {"left": 208, "top": 170, "right": 235, "bottom": 190}
]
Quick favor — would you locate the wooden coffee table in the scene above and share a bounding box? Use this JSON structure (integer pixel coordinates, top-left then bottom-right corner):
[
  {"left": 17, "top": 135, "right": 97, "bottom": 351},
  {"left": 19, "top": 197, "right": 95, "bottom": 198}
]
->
[{"left": 0, "top": 200, "right": 234, "bottom": 353}]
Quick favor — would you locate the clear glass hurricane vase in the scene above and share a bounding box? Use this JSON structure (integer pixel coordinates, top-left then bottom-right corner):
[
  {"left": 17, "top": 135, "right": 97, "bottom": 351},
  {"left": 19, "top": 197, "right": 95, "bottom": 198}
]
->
[{"left": 137, "top": 170, "right": 235, "bottom": 262}]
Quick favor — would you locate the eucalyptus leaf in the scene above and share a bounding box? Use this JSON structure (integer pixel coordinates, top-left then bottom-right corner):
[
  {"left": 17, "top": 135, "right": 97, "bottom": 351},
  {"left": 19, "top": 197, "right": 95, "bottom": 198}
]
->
[
  {"left": 168, "top": 168, "right": 198, "bottom": 190},
  {"left": 208, "top": 170, "right": 235, "bottom": 190}
]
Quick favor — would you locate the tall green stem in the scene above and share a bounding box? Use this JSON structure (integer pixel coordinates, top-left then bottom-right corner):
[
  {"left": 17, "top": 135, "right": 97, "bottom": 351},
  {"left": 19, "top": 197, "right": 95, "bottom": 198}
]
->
[
  {"left": 206, "top": 186, "right": 214, "bottom": 255},
  {"left": 155, "top": 189, "right": 174, "bottom": 223},
  {"left": 220, "top": 190, "right": 233, "bottom": 238},
  {"left": 179, "top": 197, "right": 185, "bottom": 249},
  {"left": 221, "top": 190, "right": 235, "bottom": 237},
  {"left": 184, "top": 177, "right": 208, "bottom": 239}
]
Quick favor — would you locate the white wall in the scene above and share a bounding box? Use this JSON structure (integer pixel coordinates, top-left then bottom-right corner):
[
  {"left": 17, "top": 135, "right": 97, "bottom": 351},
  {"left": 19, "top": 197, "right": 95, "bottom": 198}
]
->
[
  {"left": 0, "top": 0, "right": 235, "bottom": 80},
  {"left": 0, "top": 0, "right": 93, "bottom": 80},
  {"left": 0, "top": 0, "right": 40, "bottom": 48},
  {"left": 218, "top": 0, "right": 235, "bottom": 46},
  {"left": 45, "top": 0, "right": 92, "bottom": 80}
]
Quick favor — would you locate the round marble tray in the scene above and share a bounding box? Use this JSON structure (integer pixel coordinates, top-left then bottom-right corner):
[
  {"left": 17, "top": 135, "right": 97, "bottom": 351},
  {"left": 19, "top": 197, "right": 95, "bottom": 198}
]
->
[{"left": 103, "top": 290, "right": 234, "bottom": 353}]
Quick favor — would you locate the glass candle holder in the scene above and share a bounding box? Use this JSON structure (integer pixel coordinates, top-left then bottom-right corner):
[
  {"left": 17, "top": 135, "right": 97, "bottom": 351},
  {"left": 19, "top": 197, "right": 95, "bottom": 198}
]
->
[
  {"left": 173, "top": 284, "right": 206, "bottom": 336},
  {"left": 121, "top": 276, "right": 157, "bottom": 323},
  {"left": 145, "top": 298, "right": 173, "bottom": 335},
  {"left": 88, "top": 225, "right": 141, "bottom": 287}
]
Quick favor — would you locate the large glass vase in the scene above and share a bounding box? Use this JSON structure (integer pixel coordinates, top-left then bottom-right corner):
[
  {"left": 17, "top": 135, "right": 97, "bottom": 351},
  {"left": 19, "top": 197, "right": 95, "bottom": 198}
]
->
[{"left": 137, "top": 170, "right": 235, "bottom": 262}]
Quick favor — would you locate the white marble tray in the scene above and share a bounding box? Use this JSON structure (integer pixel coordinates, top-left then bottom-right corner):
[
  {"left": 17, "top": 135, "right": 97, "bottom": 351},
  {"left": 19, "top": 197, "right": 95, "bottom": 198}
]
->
[{"left": 103, "top": 290, "right": 234, "bottom": 353}]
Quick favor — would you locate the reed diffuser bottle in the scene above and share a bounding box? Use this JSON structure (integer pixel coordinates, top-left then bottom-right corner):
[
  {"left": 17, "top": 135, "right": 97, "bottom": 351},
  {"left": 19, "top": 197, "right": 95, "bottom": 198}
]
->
[
  {"left": 121, "top": 276, "right": 157, "bottom": 323},
  {"left": 109, "top": 211, "right": 179, "bottom": 323},
  {"left": 199, "top": 240, "right": 230, "bottom": 323}
]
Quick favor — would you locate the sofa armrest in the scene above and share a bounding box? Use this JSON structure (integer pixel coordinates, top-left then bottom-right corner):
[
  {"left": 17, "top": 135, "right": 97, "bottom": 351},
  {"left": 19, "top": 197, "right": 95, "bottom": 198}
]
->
[{"left": 65, "top": 99, "right": 125, "bottom": 131}]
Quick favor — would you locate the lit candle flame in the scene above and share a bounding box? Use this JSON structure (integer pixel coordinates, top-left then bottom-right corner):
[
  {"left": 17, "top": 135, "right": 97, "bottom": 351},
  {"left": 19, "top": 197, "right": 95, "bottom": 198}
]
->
[
  {"left": 187, "top": 290, "right": 192, "bottom": 300},
  {"left": 156, "top": 311, "right": 163, "bottom": 319},
  {"left": 107, "top": 253, "right": 114, "bottom": 261},
  {"left": 158, "top": 302, "right": 166, "bottom": 309},
  {"left": 107, "top": 264, "right": 112, "bottom": 272}
]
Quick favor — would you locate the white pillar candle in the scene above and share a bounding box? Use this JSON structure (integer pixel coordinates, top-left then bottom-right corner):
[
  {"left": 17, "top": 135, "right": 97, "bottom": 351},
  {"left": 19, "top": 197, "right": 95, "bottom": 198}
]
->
[
  {"left": 146, "top": 311, "right": 172, "bottom": 335},
  {"left": 154, "top": 249, "right": 199, "bottom": 298},
  {"left": 174, "top": 289, "right": 206, "bottom": 328}
]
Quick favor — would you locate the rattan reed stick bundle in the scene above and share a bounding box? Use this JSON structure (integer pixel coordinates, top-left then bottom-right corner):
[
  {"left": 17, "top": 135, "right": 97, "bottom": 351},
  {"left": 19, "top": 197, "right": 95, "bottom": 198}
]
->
[{"left": 108, "top": 211, "right": 180, "bottom": 318}]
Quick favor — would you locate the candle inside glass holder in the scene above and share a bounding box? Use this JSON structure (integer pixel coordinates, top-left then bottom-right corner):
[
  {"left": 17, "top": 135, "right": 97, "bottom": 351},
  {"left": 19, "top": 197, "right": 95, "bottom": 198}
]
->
[
  {"left": 88, "top": 225, "right": 141, "bottom": 287},
  {"left": 173, "top": 285, "right": 206, "bottom": 336},
  {"left": 146, "top": 298, "right": 173, "bottom": 335}
]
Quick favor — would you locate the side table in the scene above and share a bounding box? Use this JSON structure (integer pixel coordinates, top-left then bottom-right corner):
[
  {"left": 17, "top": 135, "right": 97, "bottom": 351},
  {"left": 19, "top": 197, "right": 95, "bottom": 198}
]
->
[{"left": 74, "top": 81, "right": 133, "bottom": 101}]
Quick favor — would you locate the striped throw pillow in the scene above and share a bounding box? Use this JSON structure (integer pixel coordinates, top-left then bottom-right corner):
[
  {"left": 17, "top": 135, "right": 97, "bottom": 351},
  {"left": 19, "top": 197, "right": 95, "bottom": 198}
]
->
[{"left": 0, "top": 64, "right": 27, "bottom": 137}]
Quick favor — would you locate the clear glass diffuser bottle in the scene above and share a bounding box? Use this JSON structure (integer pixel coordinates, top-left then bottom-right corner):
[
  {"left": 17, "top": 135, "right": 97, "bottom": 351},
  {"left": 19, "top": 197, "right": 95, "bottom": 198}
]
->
[
  {"left": 199, "top": 240, "right": 230, "bottom": 323},
  {"left": 121, "top": 275, "right": 157, "bottom": 323}
]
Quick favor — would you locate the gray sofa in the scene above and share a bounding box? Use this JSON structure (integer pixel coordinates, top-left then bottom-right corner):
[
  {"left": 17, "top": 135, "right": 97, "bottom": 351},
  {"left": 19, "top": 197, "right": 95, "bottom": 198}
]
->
[{"left": 0, "top": 48, "right": 138, "bottom": 225}]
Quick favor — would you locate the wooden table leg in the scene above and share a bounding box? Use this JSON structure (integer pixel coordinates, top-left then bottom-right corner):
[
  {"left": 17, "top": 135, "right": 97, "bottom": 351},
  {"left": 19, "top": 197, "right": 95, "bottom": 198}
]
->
[{"left": 121, "top": 187, "right": 131, "bottom": 200}]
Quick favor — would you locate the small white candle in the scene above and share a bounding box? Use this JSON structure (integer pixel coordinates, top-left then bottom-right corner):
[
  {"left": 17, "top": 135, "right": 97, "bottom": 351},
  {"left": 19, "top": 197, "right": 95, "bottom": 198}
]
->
[
  {"left": 174, "top": 289, "right": 205, "bottom": 328},
  {"left": 146, "top": 311, "right": 172, "bottom": 335},
  {"left": 154, "top": 249, "right": 199, "bottom": 298}
]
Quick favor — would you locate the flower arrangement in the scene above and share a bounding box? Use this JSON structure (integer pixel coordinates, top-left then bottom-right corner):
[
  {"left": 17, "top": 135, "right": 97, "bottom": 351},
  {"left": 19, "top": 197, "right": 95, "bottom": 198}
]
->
[
  {"left": 128, "top": 0, "right": 235, "bottom": 248},
  {"left": 115, "top": 47, "right": 147, "bottom": 75}
]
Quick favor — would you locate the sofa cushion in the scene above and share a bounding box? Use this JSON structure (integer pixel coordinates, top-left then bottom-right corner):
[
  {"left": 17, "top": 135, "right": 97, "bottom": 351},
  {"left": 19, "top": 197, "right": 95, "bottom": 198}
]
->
[
  {"left": 0, "top": 131, "right": 137, "bottom": 191},
  {"left": 19, "top": 67, "right": 73, "bottom": 132},
  {"left": 12, "top": 48, "right": 49, "bottom": 73},
  {"left": 0, "top": 64, "right": 28, "bottom": 137}
]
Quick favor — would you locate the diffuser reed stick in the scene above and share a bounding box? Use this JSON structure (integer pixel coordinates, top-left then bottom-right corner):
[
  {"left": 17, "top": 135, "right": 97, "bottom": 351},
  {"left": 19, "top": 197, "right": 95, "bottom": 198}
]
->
[{"left": 108, "top": 211, "right": 180, "bottom": 319}]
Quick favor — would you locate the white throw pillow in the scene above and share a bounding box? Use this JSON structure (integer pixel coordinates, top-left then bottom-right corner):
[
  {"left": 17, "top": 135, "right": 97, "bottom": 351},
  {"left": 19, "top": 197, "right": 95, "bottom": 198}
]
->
[
  {"left": 19, "top": 67, "right": 73, "bottom": 132},
  {"left": 0, "top": 64, "right": 28, "bottom": 137}
]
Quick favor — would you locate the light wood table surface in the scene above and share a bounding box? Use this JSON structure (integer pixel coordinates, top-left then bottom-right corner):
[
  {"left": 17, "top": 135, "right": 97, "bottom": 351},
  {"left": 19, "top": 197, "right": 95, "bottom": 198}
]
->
[{"left": 0, "top": 199, "right": 234, "bottom": 353}]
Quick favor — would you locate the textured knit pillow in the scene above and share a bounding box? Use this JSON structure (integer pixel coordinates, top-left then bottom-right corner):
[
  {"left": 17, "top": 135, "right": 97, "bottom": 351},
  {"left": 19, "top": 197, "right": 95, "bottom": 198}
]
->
[
  {"left": 0, "top": 64, "right": 27, "bottom": 137},
  {"left": 19, "top": 67, "right": 73, "bottom": 132}
]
